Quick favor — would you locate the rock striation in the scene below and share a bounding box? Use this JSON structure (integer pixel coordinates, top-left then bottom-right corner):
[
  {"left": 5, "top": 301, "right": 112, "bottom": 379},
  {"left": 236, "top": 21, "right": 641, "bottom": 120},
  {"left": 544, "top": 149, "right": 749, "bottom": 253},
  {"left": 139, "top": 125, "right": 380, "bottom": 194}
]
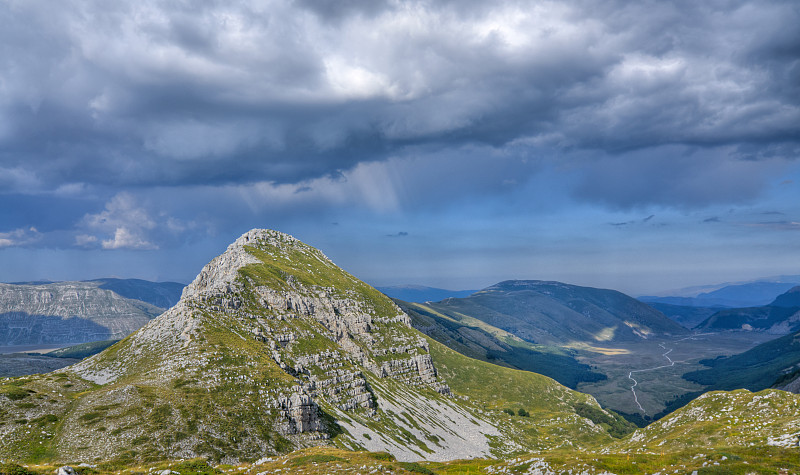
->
[{"left": 0, "top": 281, "right": 165, "bottom": 345}]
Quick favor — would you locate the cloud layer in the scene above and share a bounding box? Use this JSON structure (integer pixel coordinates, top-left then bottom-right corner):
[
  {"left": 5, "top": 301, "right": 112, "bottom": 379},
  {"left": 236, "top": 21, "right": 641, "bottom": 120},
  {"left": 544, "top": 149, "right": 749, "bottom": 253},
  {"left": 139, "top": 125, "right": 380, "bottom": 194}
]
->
[
  {"left": 2, "top": 0, "right": 797, "bottom": 193},
  {"left": 1, "top": 0, "right": 799, "bottom": 292}
]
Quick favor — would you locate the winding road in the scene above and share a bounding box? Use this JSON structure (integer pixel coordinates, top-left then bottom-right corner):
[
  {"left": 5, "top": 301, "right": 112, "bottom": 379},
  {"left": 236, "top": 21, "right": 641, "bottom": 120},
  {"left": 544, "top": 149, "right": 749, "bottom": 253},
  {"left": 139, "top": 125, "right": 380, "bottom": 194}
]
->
[{"left": 628, "top": 333, "right": 712, "bottom": 415}]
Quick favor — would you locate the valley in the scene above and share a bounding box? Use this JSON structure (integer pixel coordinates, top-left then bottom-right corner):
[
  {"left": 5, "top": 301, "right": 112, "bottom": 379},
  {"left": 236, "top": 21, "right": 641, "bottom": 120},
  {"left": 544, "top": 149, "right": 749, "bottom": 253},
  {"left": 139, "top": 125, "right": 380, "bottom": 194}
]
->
[{"left": 573, "top": 331, "right": 777, "bottom": 421}]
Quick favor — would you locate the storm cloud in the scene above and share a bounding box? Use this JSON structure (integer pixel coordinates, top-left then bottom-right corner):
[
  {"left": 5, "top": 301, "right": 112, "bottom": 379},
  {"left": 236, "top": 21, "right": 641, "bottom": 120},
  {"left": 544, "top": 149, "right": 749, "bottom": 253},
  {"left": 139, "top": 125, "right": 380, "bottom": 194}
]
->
[
  {"left": 1, "top": 0, "right": 797, "bottom": 192},
  {"left": 1, "top": 0, "right": 799, "bottom": 292}
]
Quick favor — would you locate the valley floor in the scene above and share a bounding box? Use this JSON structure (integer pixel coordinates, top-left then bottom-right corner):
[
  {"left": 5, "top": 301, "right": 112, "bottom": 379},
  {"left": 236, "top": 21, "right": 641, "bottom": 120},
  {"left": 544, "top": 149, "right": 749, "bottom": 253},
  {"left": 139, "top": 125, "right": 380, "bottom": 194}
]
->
[
  {"left": 0, "top": 344, "right": 72, "bottom": 355},
  {"left": 574, "top": 331, "right": 777, "bottom": 419},
  {"left": 3, "top": 446, "right": 799, "bottom": 475}
]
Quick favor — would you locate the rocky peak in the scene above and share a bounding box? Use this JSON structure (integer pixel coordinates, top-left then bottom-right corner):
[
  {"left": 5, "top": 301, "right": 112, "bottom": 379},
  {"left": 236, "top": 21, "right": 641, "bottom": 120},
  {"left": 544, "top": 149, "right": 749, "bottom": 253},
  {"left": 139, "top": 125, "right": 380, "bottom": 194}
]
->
[
  {"left": 60, "top": 228, "right": 458, "bottom": 462},
  {"left": 181, "top": 229, "right": 295, "bottom": 300}
]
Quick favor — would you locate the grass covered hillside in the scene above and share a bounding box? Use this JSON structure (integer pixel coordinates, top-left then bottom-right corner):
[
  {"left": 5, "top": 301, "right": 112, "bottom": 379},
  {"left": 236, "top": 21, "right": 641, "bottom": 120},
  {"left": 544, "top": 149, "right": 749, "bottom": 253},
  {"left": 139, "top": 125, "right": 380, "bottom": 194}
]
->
[
  {"left": 616, "top": 389, "right": 800, "bottom": 452},
  {"left": 415, "top": 280, "right": 687, "bottom": 348},
  {"left": 426, "top": 338, "right": 635, "bottom": 444},
  {"left": 401, "top": 299, "right": 606, "bottom": 389}
]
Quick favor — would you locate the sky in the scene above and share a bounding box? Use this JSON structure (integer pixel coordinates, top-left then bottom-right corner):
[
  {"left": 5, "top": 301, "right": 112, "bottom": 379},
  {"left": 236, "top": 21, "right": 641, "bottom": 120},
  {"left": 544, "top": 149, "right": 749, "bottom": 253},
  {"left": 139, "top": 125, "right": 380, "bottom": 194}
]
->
[{"left": 1, "top": 0, "right": 799, "bottom": 296}]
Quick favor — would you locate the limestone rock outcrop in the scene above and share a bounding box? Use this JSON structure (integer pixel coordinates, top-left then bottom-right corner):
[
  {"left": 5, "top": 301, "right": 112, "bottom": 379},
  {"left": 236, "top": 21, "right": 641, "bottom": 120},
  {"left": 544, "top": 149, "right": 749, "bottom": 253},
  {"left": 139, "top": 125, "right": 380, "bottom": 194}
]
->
[{"left": 170, "top": 229, "right": 451, "bottom": 434}]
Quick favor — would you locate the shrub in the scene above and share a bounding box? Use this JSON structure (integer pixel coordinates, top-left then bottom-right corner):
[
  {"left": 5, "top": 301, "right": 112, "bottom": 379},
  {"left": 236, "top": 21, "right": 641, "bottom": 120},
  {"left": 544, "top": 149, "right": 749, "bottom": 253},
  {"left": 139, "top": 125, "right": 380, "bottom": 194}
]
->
[
  {"left": 0, "top": 462, "right": 36, "bottom": 475},
  {"left": 397, "top": 461, "right": 435, "bottom": 474}
]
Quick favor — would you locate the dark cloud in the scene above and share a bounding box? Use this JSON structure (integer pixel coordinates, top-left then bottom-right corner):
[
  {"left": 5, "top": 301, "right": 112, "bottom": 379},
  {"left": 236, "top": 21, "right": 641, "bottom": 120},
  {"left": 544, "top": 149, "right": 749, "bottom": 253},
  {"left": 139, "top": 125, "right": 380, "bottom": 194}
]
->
[
  {"left": 704, "top": 217, "right": 721, "bottom": 223},
  {"left": 0, "top": 0, "right": 797, "bottom": 199},
  {"left": 608, "top": 214, "right": 657, "bottom": 227},
  {"left": 295, "top": 0, "right": 393, "bottom": 21},
  {"left": 573, "top": 145, "right": 784, "bottom": 209},
  {"left": 386, "top": 231, "right": 409, "bottom": 237}
]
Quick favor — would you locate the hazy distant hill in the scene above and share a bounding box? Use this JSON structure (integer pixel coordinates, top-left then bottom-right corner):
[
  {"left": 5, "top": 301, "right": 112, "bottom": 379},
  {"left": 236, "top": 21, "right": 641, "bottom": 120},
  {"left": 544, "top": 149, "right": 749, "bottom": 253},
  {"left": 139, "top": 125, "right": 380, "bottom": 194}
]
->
[
  {"left": 641, "top": 281, "right": 799, "bottom": 308},
  {"left": 771, "top": 285, "right": 800, "bottom": 308},
  {"left": 376, "top": 285, "right": 477, "bottom": 302},
  {"left": 0, "top": 279, "right": 184, "bottom": 346},
  {"left": 643, "top": 302, "right": 719, "bottom": 329},
  {"left": 695, "top": 306, "right": 800, "bottom": 333},
  {"left": 415, "top": 280, "right": 687, "bottom": 347}
]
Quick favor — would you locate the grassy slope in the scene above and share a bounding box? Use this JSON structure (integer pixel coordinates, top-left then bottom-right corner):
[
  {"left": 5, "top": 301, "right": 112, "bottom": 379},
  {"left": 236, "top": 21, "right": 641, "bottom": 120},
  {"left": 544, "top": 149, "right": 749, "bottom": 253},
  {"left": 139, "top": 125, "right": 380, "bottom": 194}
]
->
[
  {"left": 426, "top": 337, "right": 634, "bottom": 446},
  {"left": 401, "top": 300, "right": 606, "bottom": 389},
  {"left": 3, "top": 441, "right": 799, "bottom": 474},
  {"left": 616, "top": 389, "right": 800, "bottom": 453},
  {"left": 0, "top": 307, "right": 300, "bottom": 464}
]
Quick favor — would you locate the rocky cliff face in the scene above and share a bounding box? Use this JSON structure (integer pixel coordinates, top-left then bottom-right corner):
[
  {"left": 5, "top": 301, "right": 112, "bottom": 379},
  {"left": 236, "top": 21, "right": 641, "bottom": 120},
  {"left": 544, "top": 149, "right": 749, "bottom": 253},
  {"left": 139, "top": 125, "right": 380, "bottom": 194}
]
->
[{"left": 0, "top": 281, "right": 164, "bottom": 345}]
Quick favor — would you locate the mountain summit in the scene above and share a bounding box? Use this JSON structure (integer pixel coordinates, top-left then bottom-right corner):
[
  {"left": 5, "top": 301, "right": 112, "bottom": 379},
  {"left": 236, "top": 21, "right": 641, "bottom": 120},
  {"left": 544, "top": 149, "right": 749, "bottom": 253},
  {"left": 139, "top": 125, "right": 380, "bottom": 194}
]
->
[{"left": 3, "top": 230, "right": 616, "bottom": 463}]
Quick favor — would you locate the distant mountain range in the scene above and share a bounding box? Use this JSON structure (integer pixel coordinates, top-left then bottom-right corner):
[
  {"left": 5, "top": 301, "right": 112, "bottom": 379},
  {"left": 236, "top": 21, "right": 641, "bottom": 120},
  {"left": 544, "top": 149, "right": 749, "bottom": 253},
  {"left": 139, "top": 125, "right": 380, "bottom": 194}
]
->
[
  {"left": 695, "top": 305, "right": 800, "bottom": 333},
  {"left": 640, "top": 279, "right": 800, "bottom": 308},
  {"left": 376, "top": 285, "right": 477, "bottom": 302},
  {"left": 643, "top": 302, "right": 720, "bottom": 329},
  {"left": 0, "top": 279, "right": 184, "bottom": 345}
]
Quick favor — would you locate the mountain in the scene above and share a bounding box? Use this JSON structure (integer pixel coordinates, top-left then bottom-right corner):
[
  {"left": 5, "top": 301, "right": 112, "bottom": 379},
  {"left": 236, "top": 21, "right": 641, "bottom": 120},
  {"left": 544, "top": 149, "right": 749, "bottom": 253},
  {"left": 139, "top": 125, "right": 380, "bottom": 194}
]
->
[
  {"left": 412, "top": 280, "right": 687, "bottom": 347},
  {"left": 0, "top": 229, "right": 619, "bottom": 464},
  {"left": 683, "top": 330, "right": 800, "bottom": 392},
  {"left": 643, "top": 302, "right": 719, "bottom": 329},
  {"left": 0, "top": 281, "right": 167, "bottom": 345},
  {"left": 640, "top": 281, "right": 800, "bottom": 308},
  {"left": 375, "top": 285, "right": 477, "bottom": 303},
  {"left": 771, "top": 285, "right": 800, "bottom": 308},
  {"left": 399, "top": 299, "right": 606, "bottom": 389},
  {"left": 88, "top": 278, "right": 184, "bottom": 309},
  {"left": 694, "top": 305, "right": 800, "bottom": 333}
]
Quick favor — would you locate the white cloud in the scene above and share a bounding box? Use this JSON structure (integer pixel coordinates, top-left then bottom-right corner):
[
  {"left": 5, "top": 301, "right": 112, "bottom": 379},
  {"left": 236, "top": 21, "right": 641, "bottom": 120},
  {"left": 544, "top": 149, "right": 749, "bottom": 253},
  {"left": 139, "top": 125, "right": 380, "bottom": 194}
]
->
[
  {"left": 80, "top": 192, "right": 158, "bottom": 250},
  {"left": 0, "top": 227, "right": 42, "bottom": 248},
  {"left": 102, "top": 227, "right": 157, "bottom": 250}
]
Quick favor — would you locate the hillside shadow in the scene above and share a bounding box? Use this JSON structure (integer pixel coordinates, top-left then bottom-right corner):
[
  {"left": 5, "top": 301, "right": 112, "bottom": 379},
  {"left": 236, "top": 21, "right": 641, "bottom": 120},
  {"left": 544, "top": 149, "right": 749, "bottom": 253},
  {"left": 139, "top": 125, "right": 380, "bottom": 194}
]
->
[{"left": 0, "top": 312, "right": 113, "bottom": 345}]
